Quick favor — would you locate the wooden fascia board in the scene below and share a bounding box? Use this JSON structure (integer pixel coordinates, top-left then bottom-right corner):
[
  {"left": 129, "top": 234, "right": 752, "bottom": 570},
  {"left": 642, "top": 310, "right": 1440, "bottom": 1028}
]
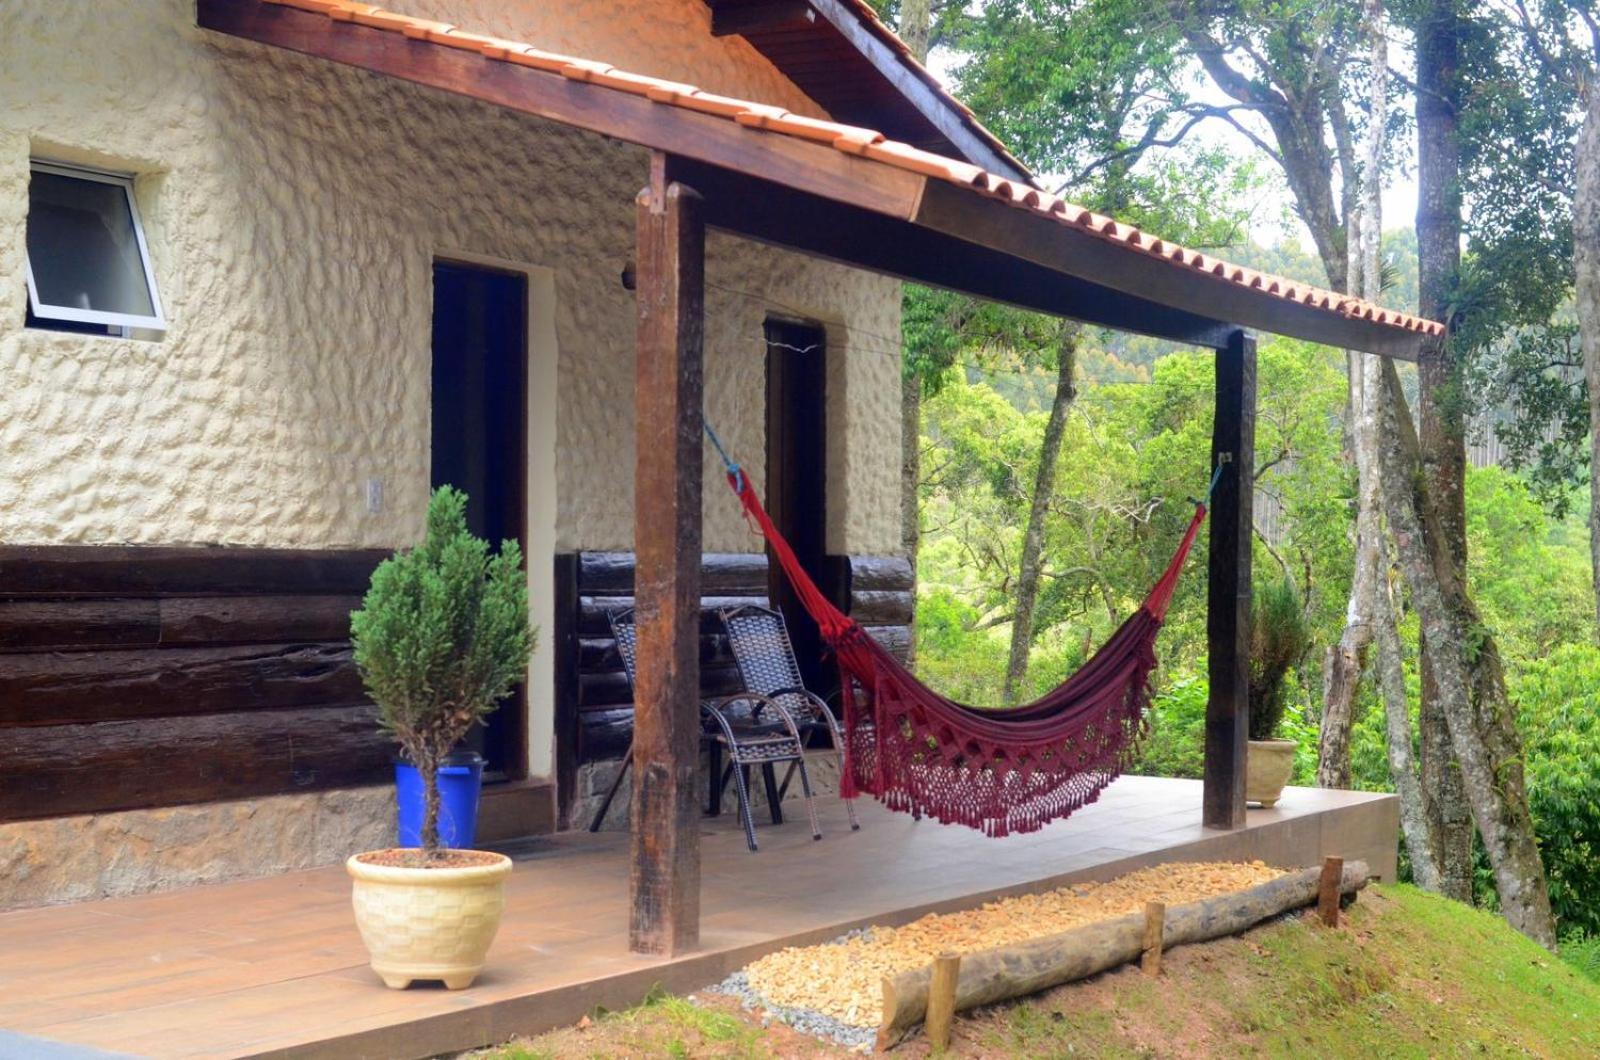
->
[
  {"left": 913, "top": 181, "right": 1425, "bottom": 360},
  {"left": 195, "top": 0, "right": 925, "bottom": 221},
  {"left": 710, "top": 1, "right": 818, "bottom": 37},
  {"left": 666, "top": 157, "right": 1238, "bottom": 349},
  {"left": 802, "top": 0, "right": 1035, "bottom": 185}
]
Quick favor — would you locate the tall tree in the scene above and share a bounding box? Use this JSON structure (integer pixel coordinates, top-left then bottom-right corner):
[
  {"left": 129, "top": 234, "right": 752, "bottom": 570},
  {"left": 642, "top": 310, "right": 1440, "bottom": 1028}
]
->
[
  {"left": 1494, "top": 1, "right": 1598, "bottom": 619},
  {"left": 1406, "top": 0, "right": 1479, "bottom": 905},
  {"left": 898, "top": 0, "right": 935, "bottom": 660},
  {"left": 1373, "top": 0, "right": 1555, "bottom": 944},
  {"left": 1004, "top": 323, "right": 1081, "bottom": 702},
  {"left": 1338, "top": 0, "right": 1447, "bottom": 889}
]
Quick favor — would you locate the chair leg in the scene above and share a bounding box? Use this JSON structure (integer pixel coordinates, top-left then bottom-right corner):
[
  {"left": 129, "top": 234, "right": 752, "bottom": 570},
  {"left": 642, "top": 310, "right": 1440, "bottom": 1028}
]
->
[
  {"left": 777, "top": 759, "right": 799, "bottom": 801},
  {"left": 730, "top": 761, "right": 759, "bottom": 852},
  {"left": 588, "top": 749, "right": 631, "bottom": 833},
  {"left": 706, "top": 741, "right": 723, "bottom": 817},
  {"left": 792, "top": 754, "right": 823, "bottom": 841},
  {"left": 761, "top": 763, "right": 784, "bottom": 826}
]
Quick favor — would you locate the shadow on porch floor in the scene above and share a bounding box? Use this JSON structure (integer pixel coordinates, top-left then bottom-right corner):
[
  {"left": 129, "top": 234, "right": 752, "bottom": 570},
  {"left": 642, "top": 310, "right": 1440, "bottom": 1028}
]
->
[{"left": 0, "top": 776, "right": 1396, "bottom": 1060}]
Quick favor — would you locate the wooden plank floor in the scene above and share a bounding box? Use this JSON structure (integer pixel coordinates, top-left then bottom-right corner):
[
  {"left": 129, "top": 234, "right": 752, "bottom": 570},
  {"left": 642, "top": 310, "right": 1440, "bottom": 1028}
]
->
[{"left": 0, "top": 777, "right": 1397, "bottom": 1059}]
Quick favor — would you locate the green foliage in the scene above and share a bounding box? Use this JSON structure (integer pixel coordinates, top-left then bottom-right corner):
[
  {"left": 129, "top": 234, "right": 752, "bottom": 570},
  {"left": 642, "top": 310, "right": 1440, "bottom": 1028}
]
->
[
  {"left": 1129, "top": 676, "right": 1207, "bottom": 779},
  {"left": 350, "top": 486, "right": 533, "bottom": 853},
  {"left": 1249, "top": 575, "right": 1312, "bottom": 742},
  {"left": 1507, "top": 643, "right": 1600, "bottom": 935}
]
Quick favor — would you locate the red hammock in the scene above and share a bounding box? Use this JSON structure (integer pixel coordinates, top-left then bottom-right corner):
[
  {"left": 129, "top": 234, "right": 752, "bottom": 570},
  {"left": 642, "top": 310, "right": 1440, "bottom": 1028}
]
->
[{"left": 725, "top": 469, "right": 1208, "bottom": 837}]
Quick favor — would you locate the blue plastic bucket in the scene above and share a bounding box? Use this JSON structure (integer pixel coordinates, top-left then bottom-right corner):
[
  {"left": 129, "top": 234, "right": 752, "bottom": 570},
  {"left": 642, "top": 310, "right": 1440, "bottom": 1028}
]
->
[{"left": 395, "top": 752, "right": 484, "bottom": 849}]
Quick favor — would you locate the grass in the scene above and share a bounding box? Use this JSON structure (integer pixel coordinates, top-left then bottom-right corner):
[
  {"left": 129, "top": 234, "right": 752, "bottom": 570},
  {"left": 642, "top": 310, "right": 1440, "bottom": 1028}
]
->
[{"left": 470, "top": 885, "right": 1600, "bottom": 1059}]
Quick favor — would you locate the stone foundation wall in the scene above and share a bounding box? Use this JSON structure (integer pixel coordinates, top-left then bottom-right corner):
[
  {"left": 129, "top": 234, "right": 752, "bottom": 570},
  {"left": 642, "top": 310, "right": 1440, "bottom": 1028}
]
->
[
  {"left": 0, "top": 785, "right": 393, "bottom": 911},
  {"left": 576, "top": 751, "right": 844, "bottom": 832}
]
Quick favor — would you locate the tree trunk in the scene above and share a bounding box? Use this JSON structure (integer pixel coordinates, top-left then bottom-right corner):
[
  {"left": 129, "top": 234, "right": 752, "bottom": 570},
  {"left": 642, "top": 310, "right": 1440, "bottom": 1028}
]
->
[
  {"left": 1319, "top": 0, "right": 1387, "bottom": 791},
  {"left": 1321, "top": 396, "right": 1377, "bottom": 788},
  {"left": 1374, "top": 360, "right": 1556, "bottom": 947},
  {"left": 897, "top": 0, "right": 933, "bottom": 665},
  {"left": 897, "top": 0, "right": 932, "bottom": 62},
  {"left": 1413, "top": 0, "right": 1479, "bottom": 896},
  {"left": 419, "top": 756, "right": 442, "bottom": 856},
  {"left": 1576, "top": 85, "right": 1600, "bottom": 626},
  {"left": 1419, "top": 648, "right": 1475, "bottom": 900},
  {"left": 900, "top": 371, "right": 921, "bottom": 666},
  {"left": 1003, "top": 324, "right": 1080, "bottom": 704}
]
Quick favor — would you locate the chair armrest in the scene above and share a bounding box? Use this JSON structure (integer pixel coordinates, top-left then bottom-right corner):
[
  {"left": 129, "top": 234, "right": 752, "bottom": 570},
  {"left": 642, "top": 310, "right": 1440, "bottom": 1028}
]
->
[
  {"left": 705, "top": 693, "right": 804, "bottom": 741},
  {"left": 764, "top": 686, "right": 833, "bottom": 722}
]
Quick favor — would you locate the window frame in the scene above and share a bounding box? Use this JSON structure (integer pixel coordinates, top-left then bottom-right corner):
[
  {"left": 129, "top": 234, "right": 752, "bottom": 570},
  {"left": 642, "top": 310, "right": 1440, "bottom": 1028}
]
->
[{"left": 24, "top": 160, "right": 167, "bottom": 332}]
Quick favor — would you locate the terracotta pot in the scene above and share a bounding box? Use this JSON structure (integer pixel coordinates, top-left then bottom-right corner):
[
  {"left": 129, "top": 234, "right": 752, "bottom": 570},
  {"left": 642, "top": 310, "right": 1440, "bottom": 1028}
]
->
[
  {"left": 1246, "top": 739, "right": 1297, "bottom": 808},
  {"left": 347, "top": 850, "right": 512, "bottom": 990}
]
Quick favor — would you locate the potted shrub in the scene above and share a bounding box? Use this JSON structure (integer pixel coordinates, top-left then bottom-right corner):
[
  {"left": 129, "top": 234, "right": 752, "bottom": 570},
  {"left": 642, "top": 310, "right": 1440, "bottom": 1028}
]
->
[
  {"left": 346, "top": 486, "right": 533, "bottom": 990},
  {"left": 1246, "top": 574, "right": 1311, "bottom": 808}
]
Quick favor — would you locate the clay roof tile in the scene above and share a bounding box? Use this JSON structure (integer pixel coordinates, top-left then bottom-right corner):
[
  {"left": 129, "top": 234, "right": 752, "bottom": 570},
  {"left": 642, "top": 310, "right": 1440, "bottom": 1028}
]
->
[{"left": 265, "top": 0, "right": 1445, "bottom": 342}]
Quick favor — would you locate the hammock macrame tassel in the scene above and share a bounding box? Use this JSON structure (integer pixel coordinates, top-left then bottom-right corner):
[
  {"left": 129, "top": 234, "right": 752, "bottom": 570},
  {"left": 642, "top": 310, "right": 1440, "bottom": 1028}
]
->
[{"left": 722, "top": 465, "right": 1211, "bottom": 837}]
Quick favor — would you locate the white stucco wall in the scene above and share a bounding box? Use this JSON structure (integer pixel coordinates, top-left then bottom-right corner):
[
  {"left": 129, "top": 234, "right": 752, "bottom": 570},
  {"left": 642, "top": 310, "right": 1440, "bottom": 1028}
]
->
[{"left": 0, "top": 0, "right": 903, "bottom": 782}]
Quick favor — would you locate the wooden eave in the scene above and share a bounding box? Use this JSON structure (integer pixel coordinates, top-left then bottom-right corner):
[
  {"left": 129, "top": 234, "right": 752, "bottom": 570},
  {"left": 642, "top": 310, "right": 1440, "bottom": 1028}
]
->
[
  {"left": 704, "top": 0, "right": 1037, "bottom": 185},
  {"left": 194, "top": 0, "right": 1434, "bottom": 358}
]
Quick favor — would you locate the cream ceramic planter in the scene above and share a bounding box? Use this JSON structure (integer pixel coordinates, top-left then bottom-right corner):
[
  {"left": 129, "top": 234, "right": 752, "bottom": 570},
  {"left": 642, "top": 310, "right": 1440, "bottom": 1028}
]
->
[
  {"left": 347, "top": 850, "right": 513, "bottom": 990},
  {"left": 1246, "top": 739, "right": 1297, "bottom": 808}
]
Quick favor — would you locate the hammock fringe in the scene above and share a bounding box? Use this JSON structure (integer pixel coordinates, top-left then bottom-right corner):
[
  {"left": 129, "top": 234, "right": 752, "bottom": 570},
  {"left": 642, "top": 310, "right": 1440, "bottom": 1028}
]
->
[{"left": 727, "top": 469, "right": 1208, "bottom": 836}]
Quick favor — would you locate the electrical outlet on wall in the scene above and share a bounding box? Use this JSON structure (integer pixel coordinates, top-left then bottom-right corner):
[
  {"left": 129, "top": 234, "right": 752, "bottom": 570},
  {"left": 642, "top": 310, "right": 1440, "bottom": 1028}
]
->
[{"left": 365, "top": 478, "right": 383, "bottom": 514}]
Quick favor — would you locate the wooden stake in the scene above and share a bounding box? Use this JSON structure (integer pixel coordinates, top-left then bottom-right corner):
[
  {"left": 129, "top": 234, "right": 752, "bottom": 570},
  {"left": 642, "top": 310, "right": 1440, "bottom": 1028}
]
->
[
  {"left": 1141, "top": 901, "right": 1165, "bottom": 976},
  {"left": 925, "top": 953, "right": 961, "bottom": 1052},
  {"left": 1318, "top": 856, "right": 1344, "bottom": 927}
]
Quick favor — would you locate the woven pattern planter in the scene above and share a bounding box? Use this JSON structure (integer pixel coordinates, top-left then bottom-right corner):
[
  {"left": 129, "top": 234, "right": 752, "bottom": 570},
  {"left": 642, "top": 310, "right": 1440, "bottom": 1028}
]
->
[{"left": 347, "top": 851, "right": 513, "bottom": 990}]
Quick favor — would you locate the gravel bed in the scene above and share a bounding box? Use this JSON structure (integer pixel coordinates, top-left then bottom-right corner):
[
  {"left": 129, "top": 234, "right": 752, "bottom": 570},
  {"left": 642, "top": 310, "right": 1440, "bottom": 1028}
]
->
[
  {"left": 728, "top": 860, "right": 1285, "bottom": 1033},
  {"left": 706, "top": 939, "right": 878, "bottom": 1053}
]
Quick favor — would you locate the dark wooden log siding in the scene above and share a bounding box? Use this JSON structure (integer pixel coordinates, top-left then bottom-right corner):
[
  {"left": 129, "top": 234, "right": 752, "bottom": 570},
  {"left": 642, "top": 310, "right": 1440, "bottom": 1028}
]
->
[
  {"left": 558, "top": 550, "right": 912, "bottom": 765},
  {"left": 0, "top": 546, "right": 390, "bottom": 822}
]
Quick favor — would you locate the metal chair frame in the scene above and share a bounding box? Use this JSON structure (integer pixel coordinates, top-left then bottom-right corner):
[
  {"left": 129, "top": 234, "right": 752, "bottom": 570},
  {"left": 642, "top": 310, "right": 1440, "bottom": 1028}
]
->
[
  {"left": 588, "top": 608, "right": 821, "bottom": 851},
  {"left": 718, "top": 603, "right": 861, "bottom": 832}
]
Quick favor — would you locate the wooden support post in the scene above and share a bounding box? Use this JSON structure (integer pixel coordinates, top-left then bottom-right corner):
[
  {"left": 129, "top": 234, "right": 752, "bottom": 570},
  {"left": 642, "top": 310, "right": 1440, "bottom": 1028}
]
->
[
  {"left": 925, "top": 953, "right": 961, "bottom": 1051},
  {"left": 1318, "top": 856, "right": 1344, "bottom": 927},
  {"left": 629, "top": 153, "right": 706, "bottom": 956},
  {"left": 1204, "top": 329, "right": 1256, "bottom": 830},
  {"left": 1141, "top": 901, "right": 1166, "bottom": 976}
]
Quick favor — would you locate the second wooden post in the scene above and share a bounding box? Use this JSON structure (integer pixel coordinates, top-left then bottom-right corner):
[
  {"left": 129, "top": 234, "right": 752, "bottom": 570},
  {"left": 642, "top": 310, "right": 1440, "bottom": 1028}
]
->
[{"left": 1204, "top": 329, "right": 1256, "bottom": 829}]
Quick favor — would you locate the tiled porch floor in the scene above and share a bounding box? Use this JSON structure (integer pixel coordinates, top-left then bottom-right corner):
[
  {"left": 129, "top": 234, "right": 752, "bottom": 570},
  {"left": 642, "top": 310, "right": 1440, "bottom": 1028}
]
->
[{"left": 0, "top": 777, "right": 1397, "bottom": 1059}]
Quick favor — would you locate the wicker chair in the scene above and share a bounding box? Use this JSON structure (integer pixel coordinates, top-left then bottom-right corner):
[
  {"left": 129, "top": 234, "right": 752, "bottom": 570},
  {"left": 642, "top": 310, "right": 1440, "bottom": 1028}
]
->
[
  {"left": 719, "top": 603, "right": 861, "bottom": 832},
  {"left": 588, "top": 608, "right": 822, "bottom": 851}
]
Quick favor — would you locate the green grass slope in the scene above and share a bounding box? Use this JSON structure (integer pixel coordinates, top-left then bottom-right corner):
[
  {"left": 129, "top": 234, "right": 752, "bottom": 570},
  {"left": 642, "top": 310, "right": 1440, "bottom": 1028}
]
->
[{"left": 475, "top": 884, "right": 1600, "bottom": 1059}]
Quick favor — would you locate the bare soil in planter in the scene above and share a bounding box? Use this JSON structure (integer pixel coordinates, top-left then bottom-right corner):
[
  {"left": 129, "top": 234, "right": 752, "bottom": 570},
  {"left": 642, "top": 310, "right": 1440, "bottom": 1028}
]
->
[{"left": 355, "top": 848, "right": 506, "bottom": 869}]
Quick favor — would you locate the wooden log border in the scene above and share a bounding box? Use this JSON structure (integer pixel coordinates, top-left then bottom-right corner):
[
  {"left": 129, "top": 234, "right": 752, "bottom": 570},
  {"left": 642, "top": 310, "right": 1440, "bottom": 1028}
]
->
[
  {"left": 876, "top": 859, "right": 1373, "bottom": 1050},
  {"left": 0, "top": 545, "right": 391, "bottom": 822}
]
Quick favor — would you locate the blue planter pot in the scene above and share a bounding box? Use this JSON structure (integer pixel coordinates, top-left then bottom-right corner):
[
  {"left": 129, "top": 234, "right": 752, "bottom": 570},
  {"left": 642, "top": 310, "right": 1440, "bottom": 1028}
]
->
[{"left": 395, "top": 752, "right": 484, "bottom": 849}]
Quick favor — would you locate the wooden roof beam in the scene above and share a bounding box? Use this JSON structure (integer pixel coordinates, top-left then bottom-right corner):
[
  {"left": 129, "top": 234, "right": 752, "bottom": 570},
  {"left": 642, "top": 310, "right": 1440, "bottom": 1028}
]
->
[{"left": 710, "top": 0, "right": 818, "bottom": 37}]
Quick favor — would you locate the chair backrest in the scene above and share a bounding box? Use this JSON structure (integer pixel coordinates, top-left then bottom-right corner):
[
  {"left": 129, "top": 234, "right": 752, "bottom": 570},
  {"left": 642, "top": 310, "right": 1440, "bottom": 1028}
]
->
[
  {"left": 605, "top": 608, "right": 639, "bottom": 689},
  {"left": 720, "top": 604, "right": 818, "bottom": 719}
]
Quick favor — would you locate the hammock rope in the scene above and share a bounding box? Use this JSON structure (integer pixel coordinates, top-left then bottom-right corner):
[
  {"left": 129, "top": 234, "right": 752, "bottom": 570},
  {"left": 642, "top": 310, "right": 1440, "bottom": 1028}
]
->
[{"left": 706, "top": 420, "right": 1220, "bottom": 836}]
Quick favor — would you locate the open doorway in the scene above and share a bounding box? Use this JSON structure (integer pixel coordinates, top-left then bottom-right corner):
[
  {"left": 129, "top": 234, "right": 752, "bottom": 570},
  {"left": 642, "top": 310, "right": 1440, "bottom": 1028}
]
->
[
  {"left": 431, "top": 259, "right": 528, "bottom": 781},
  {"left": 763, "top": 316, "right": 833, "bottom": 695}
]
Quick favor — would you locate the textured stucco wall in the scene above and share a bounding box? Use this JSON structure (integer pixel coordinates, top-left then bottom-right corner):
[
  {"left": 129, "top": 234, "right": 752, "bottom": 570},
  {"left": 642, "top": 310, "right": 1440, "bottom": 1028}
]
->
[
  {"left": 0, "top": 0, "right": 902, "bottom": 854},
  {"left": 0, "top": 0, "right": 903, "bottom": 556}
]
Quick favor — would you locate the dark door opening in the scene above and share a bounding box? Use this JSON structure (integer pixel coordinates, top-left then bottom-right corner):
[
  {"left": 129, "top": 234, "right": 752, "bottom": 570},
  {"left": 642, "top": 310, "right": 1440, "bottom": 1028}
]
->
[
  {"left": 764, "top": 317, "right": 833, "bottom": 696},
  {"left": 431, "top": 260, "right": 528, "bottom": 781}
]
